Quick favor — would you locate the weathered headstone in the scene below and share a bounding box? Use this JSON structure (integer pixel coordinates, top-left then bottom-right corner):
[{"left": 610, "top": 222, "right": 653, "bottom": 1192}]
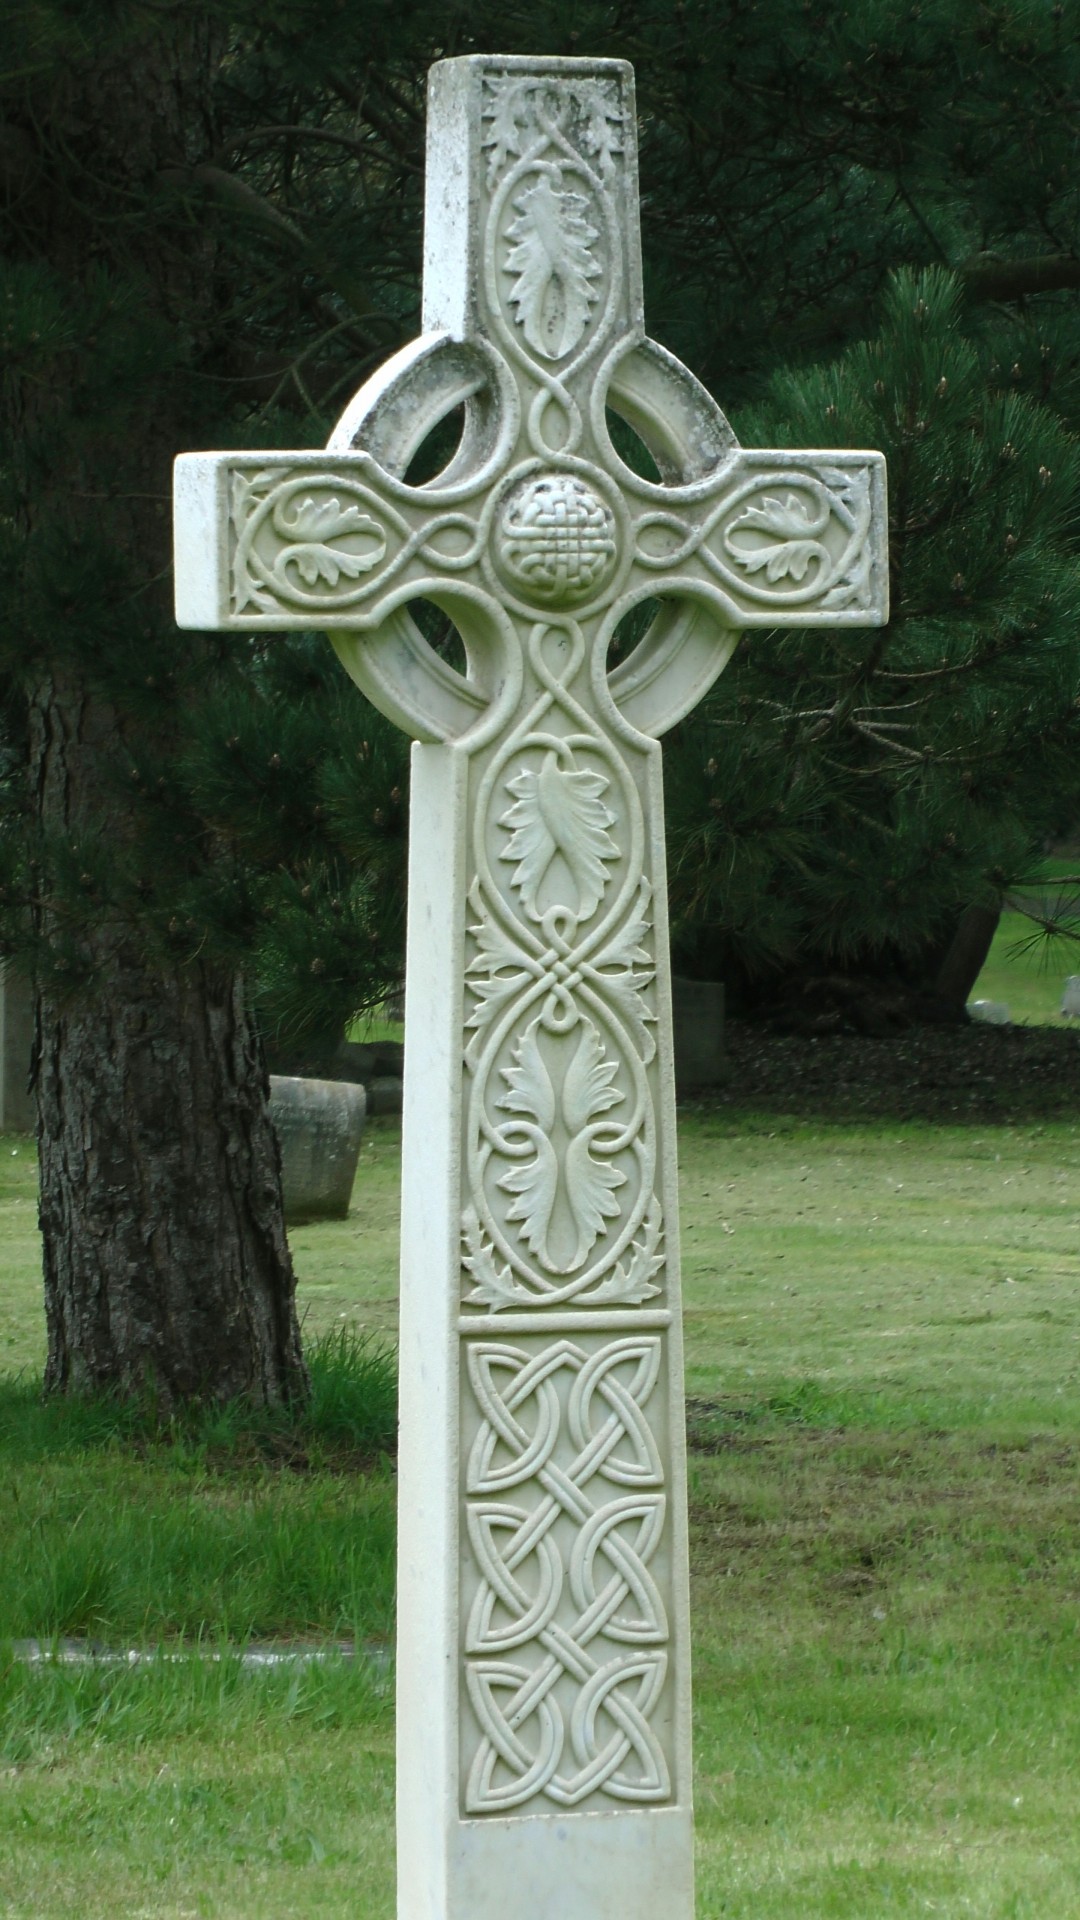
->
[
  {"left": 1062, "top": 976, "right": 1080, "bottom": 1018},
  {"left": 0, "top": 964, "right": 34, "bottom": 1133},
  {"left": 174, "top": 54, "right": 887, "bottom": 1918},
  {"left": 268, "top": 1074, "right": 366, "bottom": 1223}
]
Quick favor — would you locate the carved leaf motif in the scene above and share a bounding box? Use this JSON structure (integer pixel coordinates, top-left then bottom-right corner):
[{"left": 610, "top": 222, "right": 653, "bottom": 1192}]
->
[
  {"left": 482, "top": 77, "right": 534, "bottom": 184},
  {"left": 466, "top": 886, "right": 534, "bottom": 1040},
  {"left": 482, "top": 76, "right": 623, "bottom": 186},
  {"left": 280, "top": 496, "right": 385, "bottom": 587},
  {"left": 565, "top": 1134, "right": 626, "bottom": 1270},
  {"left": 499, "top": 1018, "right": 556, "bottom": 1130},
  {"left": 462, "top": 1204, "right": 523, "bottom": 1309},
  {"left": 504, "top": 174, "right": 601, "bottom": 360},
  {"left": 593, "top": 1196, "right": 665, "bottom": 1305},
  {"left": 727, "top": 492, "right": 827, "bottom": 584},
  {"left": 497, "top": 1019, "right": 559, "bottom": 1260},
  {"left": 588, "top": 879, "right": 657, "bottom": 1065},
  {"left": 501, "top": 751, "right": 617, "bottom": 922},
  {"left": 562, "top": 1019, "right": 622, "bottom": 1134},
  {"left": 562, "top": 1021, "right": 626, "bottom": 1268},
  {"left": 578, "top": 86, "right": 623, "bottom": 176}
]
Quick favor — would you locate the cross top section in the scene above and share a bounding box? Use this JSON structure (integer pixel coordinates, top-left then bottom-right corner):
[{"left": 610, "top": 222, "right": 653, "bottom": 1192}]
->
[{"left": 175, "top": 55, "right": 887, "bottom": 749}]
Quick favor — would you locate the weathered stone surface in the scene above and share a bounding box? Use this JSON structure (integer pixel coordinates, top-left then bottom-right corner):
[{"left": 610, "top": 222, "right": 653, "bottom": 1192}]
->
[
  {"left": 968, "top": 998, "right": 1011, "bottom": 1026},
  {"left": 175, "top": 51, "right": 888, "bottom": 1920},
  {"left": 1062, "top": 976, "right": 1080, "bottom": 1018},
  {"left": 268, "top": 1075, "right": 366, "bottom": 1223},
  {"left": 672, "top": 976, "right": 728, "bottom": 1093},
  {"left": 0, "top": 965, "right": 35, "bottom": 1133},
  {"left": 365, "top": 1073, "right": 404, "bottom": 1116}
]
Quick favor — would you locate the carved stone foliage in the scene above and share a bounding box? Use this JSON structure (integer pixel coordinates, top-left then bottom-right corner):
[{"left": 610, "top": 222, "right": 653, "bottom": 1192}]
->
[
  {"left": 462, "top": 624, "right": 664, "bottom": 1312},
  {"left": 228, "top": 464, "right": 485, "bottom": 622},
  {"left": 633, "top": 463, "right": 879, "bottom": 614},
  {"left": 223, "top": 450, "right": 882, "bottom": 632},
  {"left": 462, "top": 1334, "right": 672, "bottom": 1815},
  {"left": 482, "top": 73, "right": 623, "bottom": 189},
  {"left": 477, "top": 70, "right": 627, "bottom": 460}
]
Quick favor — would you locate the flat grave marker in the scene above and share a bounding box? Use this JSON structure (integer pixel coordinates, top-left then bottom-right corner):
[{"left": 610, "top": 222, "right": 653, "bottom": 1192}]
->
[{"left": 174, "top": 53, "right": 887, "bottom": 1918}]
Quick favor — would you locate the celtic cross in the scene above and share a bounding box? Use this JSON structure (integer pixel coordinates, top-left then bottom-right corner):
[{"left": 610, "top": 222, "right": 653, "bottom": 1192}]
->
[{"left": 174, "top": 54, "right": 887, "bottom": 1920}]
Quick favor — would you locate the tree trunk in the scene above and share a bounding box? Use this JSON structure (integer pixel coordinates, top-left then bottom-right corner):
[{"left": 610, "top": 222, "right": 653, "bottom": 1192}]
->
[
  {"left": 8, "top": 17, "right": 306, "bottom": 1408},
  {"left": 935, "top": 903, "right": 1001, "bottom": 1009},
  {"left": 36, "top": 951, "right": 304, "bottom": 1407}
]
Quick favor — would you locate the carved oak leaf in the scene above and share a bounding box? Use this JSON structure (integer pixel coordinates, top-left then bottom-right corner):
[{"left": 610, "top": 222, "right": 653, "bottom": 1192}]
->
[
  {"left": 727, "top": 491, "right": 827, "bottom": 584},
  {"left": 562, "top": 1020, "right": 626, "bottom": 1268},
  {"left": 481, "top": 77, "right": 534, "bottom": 185},
  {"left": 501, "top": 750, "right": 617, "bottom": 922},
  {"left": 576, "top": 82, "right": 623, "bottom": 177},
  {"left": 504, "top": 173, "right": 601, "bottom": 360},
  {"left": 497, "top": 1019, "right": 559, "bottom": 1260},
  {"left": 280, "top": 496, "right": 385, "bottom": 588}
]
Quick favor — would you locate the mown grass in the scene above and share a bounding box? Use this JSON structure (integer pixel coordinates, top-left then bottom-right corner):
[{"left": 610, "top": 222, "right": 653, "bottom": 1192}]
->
[
  {"left": 3, "top": 1094, "right": 1080, "bottom": 1915},
  {"left": 0, "top": 1323, "right": 397, "bottom": 1647}
]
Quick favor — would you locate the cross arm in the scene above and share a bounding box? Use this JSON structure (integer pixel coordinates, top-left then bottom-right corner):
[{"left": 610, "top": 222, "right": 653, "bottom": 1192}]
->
[
  {"left": 623, "top": 448, "right": 888, "bottom": 628},
  {"left": 172, "top": 447, "right": 491, "bottom": 634}
]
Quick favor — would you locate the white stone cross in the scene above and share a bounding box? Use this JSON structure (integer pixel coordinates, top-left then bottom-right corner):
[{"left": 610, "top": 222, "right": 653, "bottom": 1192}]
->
[{"left": 174, "top": 54, "right": 887, "bottom": 1919}]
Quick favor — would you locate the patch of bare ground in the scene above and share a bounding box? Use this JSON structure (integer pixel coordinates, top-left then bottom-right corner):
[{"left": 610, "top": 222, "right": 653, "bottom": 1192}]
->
[
  {"left": 687, "top": 1430, "right": 1080, "bottom": 1597},
  {"left": 705, "top": 1018, "right": 1080, "bottom": 1124}
]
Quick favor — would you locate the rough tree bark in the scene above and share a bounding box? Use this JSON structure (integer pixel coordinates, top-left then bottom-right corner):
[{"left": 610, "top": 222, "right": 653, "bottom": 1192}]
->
[{"left": 10, "top": 16, "right": 306, "bottom": 1407}]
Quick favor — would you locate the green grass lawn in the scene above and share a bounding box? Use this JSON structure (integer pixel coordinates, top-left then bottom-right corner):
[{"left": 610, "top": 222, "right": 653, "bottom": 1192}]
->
[{"left": 2, "top": 1103, "right": 1080, "bottom": 1916}]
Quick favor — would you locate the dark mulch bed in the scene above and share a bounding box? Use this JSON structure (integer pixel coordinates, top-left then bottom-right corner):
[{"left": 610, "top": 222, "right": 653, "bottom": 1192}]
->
[{"left": 703, "top": 1019, "right": 1080, "bottom": 1124}]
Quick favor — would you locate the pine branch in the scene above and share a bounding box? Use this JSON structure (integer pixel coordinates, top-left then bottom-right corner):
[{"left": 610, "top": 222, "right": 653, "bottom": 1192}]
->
[
  {"left": 961, "top": 254, "right": 1080, "bottom": 302},
  {"left": 158, "top": 164, "right": 307, "bottom": 249}
]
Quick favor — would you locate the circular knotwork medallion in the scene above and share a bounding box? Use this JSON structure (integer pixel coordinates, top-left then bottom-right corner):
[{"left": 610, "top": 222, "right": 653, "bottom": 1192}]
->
[{"left": 495, "top": 472, "right": 618, "bottom": 607}]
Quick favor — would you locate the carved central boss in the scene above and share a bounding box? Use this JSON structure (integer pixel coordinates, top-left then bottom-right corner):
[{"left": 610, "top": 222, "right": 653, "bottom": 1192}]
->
[{"left": 174, "top": 50, "right": 887, "bottom": 1917}]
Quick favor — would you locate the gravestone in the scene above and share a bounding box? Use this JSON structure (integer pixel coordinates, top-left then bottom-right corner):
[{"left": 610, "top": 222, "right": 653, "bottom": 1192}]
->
[
  {"left": 671, "top": 976, "right": 727, "bottom": 1093},
  {"left": 0, "top": 964, "right": 34, "bottom": 1133},
  {"left": 174, "top": 54, "right": 887, "bottom": 1919},
  {"left": 268, "top": 1074, "right": 366, "bottom": 1223},
  {"left": 1062, "top": 976, "right": 1080, "bottom": 1018},
  {"left": 968, "top": 998, "right": 1011, "bottom": 1026}
]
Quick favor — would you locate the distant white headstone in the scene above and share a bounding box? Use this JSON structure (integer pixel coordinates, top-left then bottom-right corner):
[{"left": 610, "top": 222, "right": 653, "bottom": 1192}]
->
[
  {"left": 1063, "top": 976, "right": 1080, "bottom": 1018},
  {"left": 968, "top": 999, "right": 1011, "bottom": 1026},
  {"left": 174, "top": 54, "right": 888, "bottom": 1919}
]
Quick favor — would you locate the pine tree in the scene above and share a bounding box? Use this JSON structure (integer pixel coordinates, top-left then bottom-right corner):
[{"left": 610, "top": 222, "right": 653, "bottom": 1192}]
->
[{"left": 665, "top": 269, "right": 1080, "bottom": 1021}]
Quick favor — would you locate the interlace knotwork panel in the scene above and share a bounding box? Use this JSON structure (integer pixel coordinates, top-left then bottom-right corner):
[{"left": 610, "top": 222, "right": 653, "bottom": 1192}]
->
[
  {"left": 462, "top": 620, "right": 664, "bottom": 1310},
  {"left": 462, "top": 1333, "right": 673, "bottom": 1815}
]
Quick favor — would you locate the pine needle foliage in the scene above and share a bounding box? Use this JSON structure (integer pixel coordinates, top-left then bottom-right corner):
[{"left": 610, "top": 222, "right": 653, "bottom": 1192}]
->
[{"left": 667, "top": 269, "right": 1080, "bottom": 1001}]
